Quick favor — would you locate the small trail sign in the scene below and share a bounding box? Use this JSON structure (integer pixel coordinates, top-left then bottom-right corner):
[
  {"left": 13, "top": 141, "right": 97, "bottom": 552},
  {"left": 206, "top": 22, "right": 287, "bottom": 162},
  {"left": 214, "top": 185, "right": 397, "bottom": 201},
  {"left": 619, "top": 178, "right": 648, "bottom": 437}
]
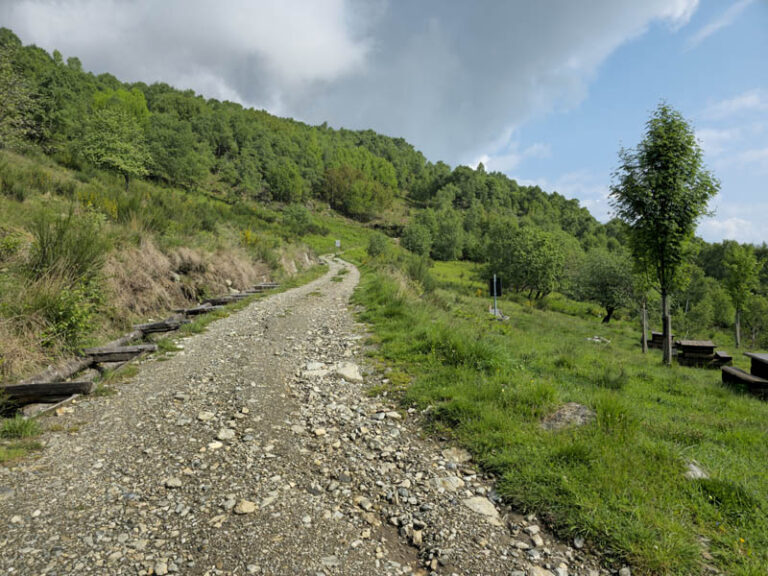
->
[
  {"left": 335, "top": 239, "right": 341, "bottom": 249},
  {"left": 489, "top": 276, "right": 502, "bottom": 297}
]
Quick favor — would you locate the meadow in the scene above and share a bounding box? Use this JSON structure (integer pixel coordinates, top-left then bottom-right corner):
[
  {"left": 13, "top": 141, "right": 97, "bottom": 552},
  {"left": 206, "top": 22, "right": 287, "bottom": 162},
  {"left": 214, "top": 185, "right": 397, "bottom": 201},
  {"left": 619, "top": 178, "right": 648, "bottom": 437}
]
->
[{"left": 353, "top": 255, "right": 768, "bottom": 576}]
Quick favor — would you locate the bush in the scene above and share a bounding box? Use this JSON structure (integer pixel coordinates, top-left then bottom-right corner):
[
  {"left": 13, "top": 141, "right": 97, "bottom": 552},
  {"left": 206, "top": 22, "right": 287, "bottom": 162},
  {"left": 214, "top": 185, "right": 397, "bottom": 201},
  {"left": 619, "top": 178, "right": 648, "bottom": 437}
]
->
[
  {"left": 367, "top": 233, "right": 389, "bottom": 258},
  {"left": 27, "top": 206, "right": 110, "bottom": 284},
  {"left": 22, "top": 278, "right": 100, "bottom": 351}
]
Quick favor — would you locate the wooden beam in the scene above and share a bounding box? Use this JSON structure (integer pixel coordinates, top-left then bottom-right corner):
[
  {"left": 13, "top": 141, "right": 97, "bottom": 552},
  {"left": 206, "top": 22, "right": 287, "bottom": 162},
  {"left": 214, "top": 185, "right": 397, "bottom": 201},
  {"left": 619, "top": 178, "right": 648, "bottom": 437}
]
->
[
  {"left": 18, "top": 356, "right": 95, "bottom": 386},
  {"left": 134, "top": 316, "right": 187, "bottom": 334},
  {"left": 1, "top": 381, "right": 94, "bottom": 404},
  {"left": 81, "top": 344, "right": 157, "bottom": 363}
]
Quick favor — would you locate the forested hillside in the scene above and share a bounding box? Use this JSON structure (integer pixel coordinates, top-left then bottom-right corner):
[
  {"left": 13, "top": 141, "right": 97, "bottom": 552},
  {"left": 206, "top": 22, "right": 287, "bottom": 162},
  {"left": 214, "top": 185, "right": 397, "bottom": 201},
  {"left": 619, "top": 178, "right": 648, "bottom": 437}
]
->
[{"left": 3, "top": 25, "right": 768, "bottom": 378}]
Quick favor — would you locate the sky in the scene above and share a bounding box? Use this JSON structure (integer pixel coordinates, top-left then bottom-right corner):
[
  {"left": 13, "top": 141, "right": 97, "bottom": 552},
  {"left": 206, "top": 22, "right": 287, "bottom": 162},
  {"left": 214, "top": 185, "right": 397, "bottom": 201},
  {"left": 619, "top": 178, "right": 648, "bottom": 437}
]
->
[{"left": 1, "top": 0, "right": 767, "bottom": 243}]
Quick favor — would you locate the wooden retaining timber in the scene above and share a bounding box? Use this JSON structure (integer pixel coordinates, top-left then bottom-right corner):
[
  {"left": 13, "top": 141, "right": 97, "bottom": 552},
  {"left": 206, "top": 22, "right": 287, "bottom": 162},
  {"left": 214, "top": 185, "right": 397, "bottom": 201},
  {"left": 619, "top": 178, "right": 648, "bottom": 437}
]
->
[
  {"left": 204, "top": 294, "right": 250, "bottom": 306},
  {"left": 247, "top": 282, "right": 280, "bottom": 293},
  {"left": 18, "top": 356, "right": 95, "bottom": 386},
  {"left": 81, "top": 344, "right": 158, "bottom": 363},
  {"left": 4, "top": 282, "right": 275, "bottom": 409},
  {"left": 134, "top": 315, "right": 187, "bottom": 334},
  {"left": 1, "top": 381, "right": 95, "bottom": 404}
]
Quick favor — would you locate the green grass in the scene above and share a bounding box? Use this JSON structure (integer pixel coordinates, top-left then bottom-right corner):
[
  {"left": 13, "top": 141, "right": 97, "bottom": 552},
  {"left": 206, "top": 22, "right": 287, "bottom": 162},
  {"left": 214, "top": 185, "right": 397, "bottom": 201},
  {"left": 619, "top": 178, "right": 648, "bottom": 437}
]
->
[
  {"left": 0, "top": 416, "right": 42, "bottom": 464},
  {"left": 352, "top": 260, "right": 768, "bottom": 576},
  {"left": 1, "top": 415, "right": 40, "bottom": 439}
]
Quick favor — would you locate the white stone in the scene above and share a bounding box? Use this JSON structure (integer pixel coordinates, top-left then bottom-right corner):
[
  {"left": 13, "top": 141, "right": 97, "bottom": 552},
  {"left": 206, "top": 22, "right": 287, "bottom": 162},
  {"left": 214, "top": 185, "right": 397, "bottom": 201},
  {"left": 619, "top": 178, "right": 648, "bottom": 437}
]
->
[
  {"left": 233, "top": 500, "right": 257, "bottom": 515},
  {"left": 461, "top": 497, "right": 502, "bottom": 526},
  {"left": 334, "top": 362, "right": 363, "bottom": 382}
]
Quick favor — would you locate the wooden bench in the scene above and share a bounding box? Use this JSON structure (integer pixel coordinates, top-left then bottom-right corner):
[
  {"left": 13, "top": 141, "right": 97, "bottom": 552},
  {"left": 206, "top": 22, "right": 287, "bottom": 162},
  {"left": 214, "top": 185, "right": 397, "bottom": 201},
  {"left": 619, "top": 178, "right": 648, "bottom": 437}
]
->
[
  {"left": 676, "top": 340, "right": 717, "bottom": 367},
  {"left": 722, "top": 366, "right": 768, "bottom": 399}
]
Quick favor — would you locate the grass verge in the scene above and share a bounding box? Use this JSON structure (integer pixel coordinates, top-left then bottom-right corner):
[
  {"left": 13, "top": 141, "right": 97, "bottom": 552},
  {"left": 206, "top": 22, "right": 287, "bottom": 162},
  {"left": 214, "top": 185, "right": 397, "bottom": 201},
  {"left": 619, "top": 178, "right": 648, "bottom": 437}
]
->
[{"left": 352, "top": 260, "right": 768, "bottom": 576}]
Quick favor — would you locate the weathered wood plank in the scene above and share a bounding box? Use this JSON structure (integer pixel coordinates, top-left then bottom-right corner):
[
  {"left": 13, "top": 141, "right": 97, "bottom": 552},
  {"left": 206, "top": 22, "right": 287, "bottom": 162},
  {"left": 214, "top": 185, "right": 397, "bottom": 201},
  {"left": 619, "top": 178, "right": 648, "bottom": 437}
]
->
[
  {"left": 204, "top": 294, "right": 249, "bottom": 306},
  {"left": 18, "top": 356, "right": 95, "bottom": 386},
  {"left": 134, "top": 316, "right": 186, "bottom": 334},
  {"left": 1, "top": 381, "right": 94, "bottom": 404},
  {"left": 81, "top": 344, "right": 157, "bottom": 363}
]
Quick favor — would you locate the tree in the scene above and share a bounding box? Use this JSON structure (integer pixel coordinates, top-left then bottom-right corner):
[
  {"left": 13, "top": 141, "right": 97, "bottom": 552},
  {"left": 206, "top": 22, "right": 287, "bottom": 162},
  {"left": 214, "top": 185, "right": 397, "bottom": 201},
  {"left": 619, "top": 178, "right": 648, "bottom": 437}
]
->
[
  {"left": 723, "top": 242, "right": 761, "bottom": 348},
  {"left": 431, "top": 207, "right": 464, "bottom": 260},
  {"left": 0, "top": 44, "right": 34, "bottom": 148},
  {"left": 81, "top": 89, "right": 152, "bottom": 190},
  {"left": 574, "top": 249, "right": 634, "bottom": 323},
  {"left": 401, "top": 222, "right": 432, "bottom": 256},
  {"left": 81, "top": 108, "right": 150, "bottom": 190},
  {"left": 743, "top": 295, "right": 768, "bottom": 349},
  {"left": 610, "top": 103, "right": 719, "bottom": 364},
  {"left": 488, "top": 224, "right": 565, "bottom": 299}
]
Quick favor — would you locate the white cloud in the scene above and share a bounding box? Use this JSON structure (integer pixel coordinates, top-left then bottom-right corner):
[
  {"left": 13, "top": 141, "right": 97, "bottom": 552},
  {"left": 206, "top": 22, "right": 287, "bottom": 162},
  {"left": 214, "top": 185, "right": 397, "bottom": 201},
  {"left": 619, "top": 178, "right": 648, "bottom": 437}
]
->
[
  {"left": 0, "top": 0, "right": 700, "bottom": 165},
  {"left": 723, "top": 147, "right": 768, "bottom": 172},
  {"left": 0, "top": 0, "right": 370, "bottom": 106},
  {"left": 704, "top": 89, "right": 768, "bottom": 120},
  {"left": 696, "top": 127, "right": 741, "bottom": 156},
  {"left": 698, "top": 217, "right": 756, "bottom": 242},
  {"left": 686, "top": 0, "right": 754, "bottom": 49},
  {"left": 517, "top": 170, "right": 612, "bottom": 221}
]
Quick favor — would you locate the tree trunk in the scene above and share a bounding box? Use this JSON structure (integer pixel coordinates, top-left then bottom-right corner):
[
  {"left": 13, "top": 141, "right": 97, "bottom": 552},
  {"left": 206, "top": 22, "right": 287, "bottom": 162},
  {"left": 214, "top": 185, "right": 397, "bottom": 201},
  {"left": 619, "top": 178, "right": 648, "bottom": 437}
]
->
[
  {"left": 735, "top": 308, "right": 741, "bottom": 349},
  {"left": 641, "top": 300, "right": 648, "bottom": 354},
  {"left": 662, "top": 292, "right": 672, "bottom": 366},
  {"left": 124, "top": 173, "right": 130, "bottom": 192},
  {"left": 602, "top": 307, "right": 614, "bottom": 324}
]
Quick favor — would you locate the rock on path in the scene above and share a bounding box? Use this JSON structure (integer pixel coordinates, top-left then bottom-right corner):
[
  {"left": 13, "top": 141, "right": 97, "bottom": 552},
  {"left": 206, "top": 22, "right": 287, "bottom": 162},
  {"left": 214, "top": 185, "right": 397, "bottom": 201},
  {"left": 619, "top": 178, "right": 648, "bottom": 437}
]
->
[{"left": 0, "top": 258, "right": 607, "bottom": 575}]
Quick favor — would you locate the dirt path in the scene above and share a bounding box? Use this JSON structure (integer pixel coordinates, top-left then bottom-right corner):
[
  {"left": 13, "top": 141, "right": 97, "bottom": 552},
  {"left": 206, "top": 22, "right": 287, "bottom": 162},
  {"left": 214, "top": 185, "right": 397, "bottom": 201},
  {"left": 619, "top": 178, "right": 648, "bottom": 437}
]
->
[{"left": 0, "top": 259, "right": 606, "bottom": 576}]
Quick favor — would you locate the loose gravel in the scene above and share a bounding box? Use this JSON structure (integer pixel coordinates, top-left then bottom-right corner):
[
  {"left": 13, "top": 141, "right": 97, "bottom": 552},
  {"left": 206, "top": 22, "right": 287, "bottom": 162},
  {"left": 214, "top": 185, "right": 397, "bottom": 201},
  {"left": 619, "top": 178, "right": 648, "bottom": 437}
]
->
[{"left": 0, "top": 258, "right": 613, "bottom": 576}]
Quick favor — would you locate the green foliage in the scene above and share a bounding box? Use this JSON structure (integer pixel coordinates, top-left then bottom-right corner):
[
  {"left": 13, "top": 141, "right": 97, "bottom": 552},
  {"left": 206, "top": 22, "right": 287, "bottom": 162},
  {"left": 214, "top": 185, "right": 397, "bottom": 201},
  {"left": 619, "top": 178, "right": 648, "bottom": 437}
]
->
[
  {"left": 401, "top": 221, "right": 432, "bottom": 256},
  {"left": 27, "top": 206, "right": 110, "bottom": 284},
  {"left": 80, "top": 107, "right": 150, "bottom": 188},
  {"left": 430, "top": 207, "right": 464, "bottom": 261},
  {"left": 488, "top": 223, "right": 565, "bottom": 298},
  {"left": 0, "top": 43, "right": 35, "bottom": 149},
  {"left": 611, "top": 103, "right": 719, "bottom": 362},
  {"left": 366, "top": 232, "right": 389, "bottom": 258},
  {"left": 572, "top": 248, "right": 634, "bottom": 322},
  {"left": 0, "top": 415, "right": 40, "bottom": 439},
  {"left": 353, "top": 257, "right": 768, "bottom": 575},
  {"left": 267, "top": 159, "right": 306, "bottom": 203},
  {"left": 282, "top": 204, "right": 315, "bottom": 236}
]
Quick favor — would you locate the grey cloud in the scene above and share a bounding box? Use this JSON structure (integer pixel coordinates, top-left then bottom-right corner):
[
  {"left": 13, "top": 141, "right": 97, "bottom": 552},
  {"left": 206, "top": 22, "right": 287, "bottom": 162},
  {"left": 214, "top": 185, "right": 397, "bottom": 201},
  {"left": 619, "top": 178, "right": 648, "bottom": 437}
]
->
[{"left": 0, "top": 0, "right": 698, "bottom": 164}]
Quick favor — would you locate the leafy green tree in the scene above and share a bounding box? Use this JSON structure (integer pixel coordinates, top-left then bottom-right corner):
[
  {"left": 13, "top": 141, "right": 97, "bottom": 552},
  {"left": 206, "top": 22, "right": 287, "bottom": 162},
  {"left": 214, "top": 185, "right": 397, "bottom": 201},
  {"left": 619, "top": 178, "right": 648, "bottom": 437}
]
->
[
  {"left": 574, "top": 248, "right": 634, "bottom": 323},
  {"left": 610, "top": 103, "right": 719, "bottom": 364},
  {"left": 743, "top": 295, "right": 768, "bottom": 349},
  {"left": 489, "top": 224, "right": 565, "bottom": 299},
  {"left": 0, "top": 44, "right": 34, "bottom": 149},
  {"left": 267, "top": 159, "right": 306, "bottom": 203},
  {"left": 146, "top": 113, "right": 211, "bottom": 188},
  {"left": 282, "top": 203, "right": 312, "bottom": 236},
  {"left": 723, "top": 242, "right": 762, "bottom": 347},
  {"left": 431, "top": 208, "right": 464, "bottom": 261},
  {"left": 401, "top": 222, "right": 432, "bottom": 256},
  {"left": 81, "top": 107, "right": 150, "bottom": 190}
]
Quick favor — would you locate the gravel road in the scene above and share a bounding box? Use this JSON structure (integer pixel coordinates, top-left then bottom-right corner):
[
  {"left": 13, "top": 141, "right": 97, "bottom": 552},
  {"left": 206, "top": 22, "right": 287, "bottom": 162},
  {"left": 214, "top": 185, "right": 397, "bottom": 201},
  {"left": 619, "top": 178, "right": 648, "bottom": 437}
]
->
[{"left": 0, "top": 258, "right": 609, "bottom": 576}]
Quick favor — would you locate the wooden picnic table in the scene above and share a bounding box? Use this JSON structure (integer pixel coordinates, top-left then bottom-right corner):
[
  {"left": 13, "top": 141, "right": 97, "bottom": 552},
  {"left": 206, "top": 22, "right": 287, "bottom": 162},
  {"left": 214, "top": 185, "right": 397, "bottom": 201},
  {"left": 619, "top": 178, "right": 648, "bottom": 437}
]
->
[
  {"left": 744, "top": 352, "right": 768, "bottom": 380},
  {"left": 676, "top": 340, "right": 716, "bottom": 354}
]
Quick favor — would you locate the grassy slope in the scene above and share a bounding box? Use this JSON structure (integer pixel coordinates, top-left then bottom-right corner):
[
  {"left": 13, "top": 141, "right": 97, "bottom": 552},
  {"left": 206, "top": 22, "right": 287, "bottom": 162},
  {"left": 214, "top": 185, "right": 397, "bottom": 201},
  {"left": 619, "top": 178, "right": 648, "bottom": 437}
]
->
[
  {"left": 353, "top": 257, "right": 768, "bottom": 576},
  {"left": 0, "top": 150, "right": 377, "bottom": 462}
]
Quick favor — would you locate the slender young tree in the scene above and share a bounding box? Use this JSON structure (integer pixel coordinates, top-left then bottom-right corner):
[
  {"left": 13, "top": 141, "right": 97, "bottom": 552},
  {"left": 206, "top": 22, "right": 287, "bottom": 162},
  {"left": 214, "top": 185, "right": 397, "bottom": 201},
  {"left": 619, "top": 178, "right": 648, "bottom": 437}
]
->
[
  {"left": 610, "top": 103, "right": 719, "bottom": 365},
  {"left": 723, "top": 242, "right": 761, "bottom": 348}
]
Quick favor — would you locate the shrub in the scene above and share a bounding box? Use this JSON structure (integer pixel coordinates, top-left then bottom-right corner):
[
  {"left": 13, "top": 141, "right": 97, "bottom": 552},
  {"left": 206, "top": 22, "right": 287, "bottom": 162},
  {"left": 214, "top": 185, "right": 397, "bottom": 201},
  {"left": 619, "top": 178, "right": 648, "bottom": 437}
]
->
[
  {"left": 283, "top": 204, "right": 313, "bottom": 236},
  {"left": 27, "top": 206, "right": 110, "bottom": 284},
  {"left": 367, "top": 232, "right": 389, "bottom": 258}
]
